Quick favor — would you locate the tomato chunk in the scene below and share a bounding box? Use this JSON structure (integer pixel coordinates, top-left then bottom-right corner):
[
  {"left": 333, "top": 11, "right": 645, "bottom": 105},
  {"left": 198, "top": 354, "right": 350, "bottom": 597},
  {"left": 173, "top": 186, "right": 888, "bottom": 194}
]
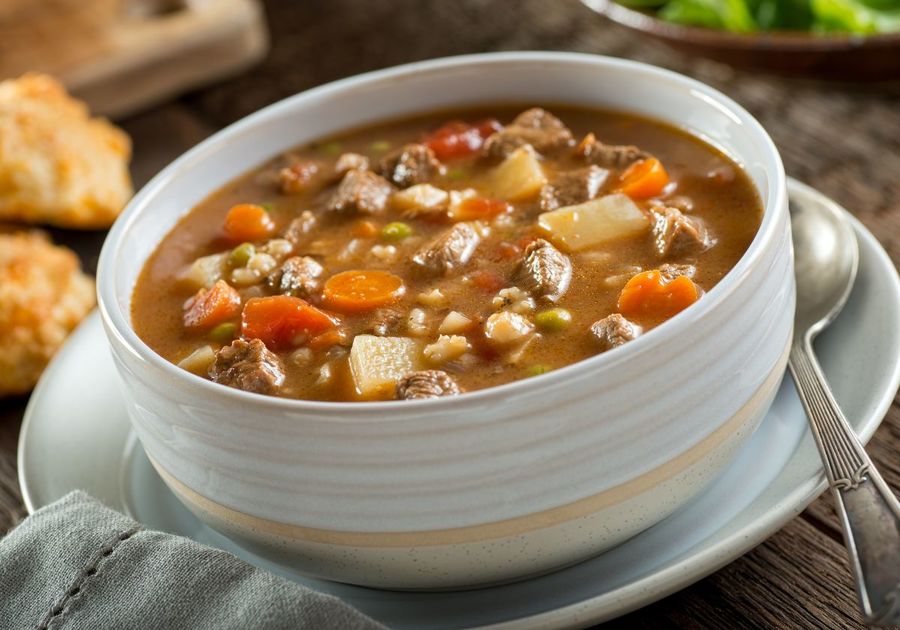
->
[
  {"left": 452, "top": 197, "right": 511, "bottom": 221},
  {"left": 423, "top": 119, "right": 502, "bottom": 160},
  {"left": 183, "top": 280, "right": 242, "bottom": 331},
  {"left": 241, "top": 295, "right": 339, "bottom": 349},
  {"left": 617, "top": 270, "right": 699, "bottom": 320},
  {"left": 223, "top": 203, "right": 276, "bottom": 243}
]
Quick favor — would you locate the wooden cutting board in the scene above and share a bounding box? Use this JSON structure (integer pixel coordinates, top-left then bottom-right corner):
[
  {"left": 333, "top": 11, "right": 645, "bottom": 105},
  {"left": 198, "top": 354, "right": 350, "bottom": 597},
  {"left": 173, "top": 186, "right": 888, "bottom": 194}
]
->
[{"left": 1, "top": 0, "right": 268, "bottom": 119}]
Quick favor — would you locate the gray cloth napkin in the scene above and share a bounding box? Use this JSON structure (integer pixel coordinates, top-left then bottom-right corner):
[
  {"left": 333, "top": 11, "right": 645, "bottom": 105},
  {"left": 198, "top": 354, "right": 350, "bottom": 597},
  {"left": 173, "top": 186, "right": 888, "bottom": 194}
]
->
[{"left": 0, "top": 491, "right": 384, "bottom": 630}]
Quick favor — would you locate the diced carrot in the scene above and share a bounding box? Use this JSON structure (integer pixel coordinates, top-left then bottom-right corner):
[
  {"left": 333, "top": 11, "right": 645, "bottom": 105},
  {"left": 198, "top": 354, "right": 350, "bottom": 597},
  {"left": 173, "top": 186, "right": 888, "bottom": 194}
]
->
[
  {"left": 222, "top": 203, "right": 276, "bottom": 243},
  {"left": 351, "top": 220, "right": 378, "bottom": 238},
  {"left": 423, "top": 119, "right": 502, "bottom": 160},
  {"left": 617, "top": 270, "right": 699, "bottom": 320},
  {"left": 308, "top": 328, "right": 349, "bottom": 351},
  {"left": 617, "top": 158, "right": 669, "bottom": 200},
  {"left": 242, "top": 295, "right": 338, "bottom": 349},
  {"left": 452, "top": 197, "right": 511, "bottom": 221},
  {"left": 470, "top": 270, "right": 506, "bottom": 293},
  {"left": 183, "top": 280, "right": 242, "bottom": 331},
  {"left": 322, "top": 270, "right": 405, "bottom": 313}
]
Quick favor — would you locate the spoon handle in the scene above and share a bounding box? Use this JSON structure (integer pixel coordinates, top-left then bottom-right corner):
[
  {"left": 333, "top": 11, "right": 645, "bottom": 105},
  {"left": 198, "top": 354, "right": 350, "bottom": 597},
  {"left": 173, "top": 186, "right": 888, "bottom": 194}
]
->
[{"left": 788, "top": 339, "right": 900, "bottom": 626}]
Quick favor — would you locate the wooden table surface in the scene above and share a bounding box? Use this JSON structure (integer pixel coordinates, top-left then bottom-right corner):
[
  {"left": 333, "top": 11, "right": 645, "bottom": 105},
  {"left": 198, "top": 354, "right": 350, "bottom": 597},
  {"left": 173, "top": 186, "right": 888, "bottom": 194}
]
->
[{"left": 2, "top": 1, "right": 899, "bottom": 627}]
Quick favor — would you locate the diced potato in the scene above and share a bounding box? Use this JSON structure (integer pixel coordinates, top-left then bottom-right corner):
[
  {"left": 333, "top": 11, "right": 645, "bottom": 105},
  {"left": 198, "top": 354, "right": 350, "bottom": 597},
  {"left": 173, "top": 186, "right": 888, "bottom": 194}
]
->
[
  {"left": 484, "top": 311, "right": 535, "bottom": 347},
  {"left": 349, "top": 335, "right": 421, "bottom": 397},
  {"left": 438, "top": 311, "right": 473, "bottom": 334},
  {"left": 392, "top": 184, "right": 449, "bottom": 216},
  {"left": 423, "top": 335, "right": 470, "bottom": 364},
  {"left": 180, "top": 252, "right": 228, "bottom": 289},
  {"left": 486, "top": 145, "right": 547, "bottom": 202},
  {"left": 537, "top": 193, "right": 649, "bottom": 253},
  {"left": 177, "top": 345, "right": 216, "bottom": 375}
]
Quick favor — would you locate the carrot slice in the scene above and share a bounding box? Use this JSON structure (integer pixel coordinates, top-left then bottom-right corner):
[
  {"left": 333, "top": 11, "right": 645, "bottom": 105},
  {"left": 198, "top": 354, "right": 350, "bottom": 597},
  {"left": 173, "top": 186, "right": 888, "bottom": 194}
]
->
[
  {"left": 222, "top": 203, "right": 276, "bottom": 243},
  {"left": 242, "top": 295, "right": 338, "bottom": 349},
  {"left": 452, "top": 197, "right": 511, "bottom": 221},
  {"left": 617, "top": 270, "right": 699, "bottom": 320},
  {"left": 183, "top": 280, "right": 242, "bottom": 331},
  {"left": 617, "top": 158, "right": 669, "bottom": 200},
  {"left": 322, "top": 270, "right": 405, "bottom": 313}
]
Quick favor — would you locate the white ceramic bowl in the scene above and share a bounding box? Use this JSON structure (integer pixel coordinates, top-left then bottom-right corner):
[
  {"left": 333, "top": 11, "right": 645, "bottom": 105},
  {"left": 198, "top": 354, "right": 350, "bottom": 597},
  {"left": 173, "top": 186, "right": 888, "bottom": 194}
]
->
[{"left": 98, "top": 52, "right": 793, "bottom": 590}]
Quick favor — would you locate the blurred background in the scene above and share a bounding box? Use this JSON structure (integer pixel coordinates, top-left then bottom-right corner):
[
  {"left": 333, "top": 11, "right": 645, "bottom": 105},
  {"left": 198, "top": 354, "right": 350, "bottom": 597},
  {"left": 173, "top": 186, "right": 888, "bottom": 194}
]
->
[{"left": 3, "top": 0, "right": 897, "bottom": 269}]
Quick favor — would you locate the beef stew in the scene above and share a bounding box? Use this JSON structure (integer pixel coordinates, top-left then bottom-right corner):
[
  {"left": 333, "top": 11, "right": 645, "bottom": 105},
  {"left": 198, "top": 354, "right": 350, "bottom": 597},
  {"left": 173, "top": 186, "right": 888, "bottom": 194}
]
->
[{"left": 132, "top": 105, "right": 762, "bottom": 402}]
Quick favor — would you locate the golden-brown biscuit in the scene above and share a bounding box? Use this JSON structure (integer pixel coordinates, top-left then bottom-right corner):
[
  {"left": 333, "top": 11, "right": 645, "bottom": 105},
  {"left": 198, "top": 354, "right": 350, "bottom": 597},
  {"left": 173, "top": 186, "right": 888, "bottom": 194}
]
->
[
  {"left": 0, "top": 231, "right": 95, "bottom": 397},
  {"left": 0, "top": 73, "right": 132, "bottom": 229}
]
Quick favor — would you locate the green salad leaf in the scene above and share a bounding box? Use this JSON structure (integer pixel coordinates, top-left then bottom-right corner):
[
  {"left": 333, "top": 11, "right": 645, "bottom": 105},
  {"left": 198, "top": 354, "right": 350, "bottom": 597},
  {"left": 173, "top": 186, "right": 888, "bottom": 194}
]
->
[
  {"left": 615, "top": 0, "right": 900, "bottom": 33},
  {"left": 812, "top": 0, "right": 900, "bottom": 32},
  {"left": 658, "top": 0, "right": 758, "bottom": 31}
]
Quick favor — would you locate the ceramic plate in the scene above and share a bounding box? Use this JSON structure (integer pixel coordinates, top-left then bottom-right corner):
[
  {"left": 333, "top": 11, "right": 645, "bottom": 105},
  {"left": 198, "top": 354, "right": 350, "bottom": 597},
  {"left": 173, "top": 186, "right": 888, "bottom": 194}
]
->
[{"left": 19, "top": 180, "right": 900, "bottom": 628}]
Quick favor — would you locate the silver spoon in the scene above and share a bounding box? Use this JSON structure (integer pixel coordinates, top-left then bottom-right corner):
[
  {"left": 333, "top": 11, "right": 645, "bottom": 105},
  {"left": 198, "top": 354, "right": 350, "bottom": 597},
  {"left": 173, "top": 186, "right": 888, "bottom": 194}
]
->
[{"left": 788, "top": 181, "right": 900, "bottom": 626}]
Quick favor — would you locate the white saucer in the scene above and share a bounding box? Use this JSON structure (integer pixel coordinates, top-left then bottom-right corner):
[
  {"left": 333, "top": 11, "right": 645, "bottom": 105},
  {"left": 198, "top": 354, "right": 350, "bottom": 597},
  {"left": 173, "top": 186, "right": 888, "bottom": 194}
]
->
[{"left": 18, "top": 180, "right": 900, "bottom": 629}]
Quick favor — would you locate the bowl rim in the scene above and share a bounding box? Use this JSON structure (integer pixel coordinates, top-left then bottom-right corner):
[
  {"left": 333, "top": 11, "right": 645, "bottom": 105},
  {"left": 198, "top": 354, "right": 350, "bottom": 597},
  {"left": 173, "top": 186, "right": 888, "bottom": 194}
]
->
[
  {"left": 583, "top": 0, "right": 900, "bottom": 49},
  {"left": 97, "top": 51, "right": 787, "bottom": 417}
]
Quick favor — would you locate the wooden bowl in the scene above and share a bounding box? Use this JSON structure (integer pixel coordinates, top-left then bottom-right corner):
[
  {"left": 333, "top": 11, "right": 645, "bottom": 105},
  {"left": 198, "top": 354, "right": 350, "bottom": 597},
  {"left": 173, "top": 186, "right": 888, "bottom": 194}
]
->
[{"left": 582, "top": 0, "right": 900, "bottom": 80}]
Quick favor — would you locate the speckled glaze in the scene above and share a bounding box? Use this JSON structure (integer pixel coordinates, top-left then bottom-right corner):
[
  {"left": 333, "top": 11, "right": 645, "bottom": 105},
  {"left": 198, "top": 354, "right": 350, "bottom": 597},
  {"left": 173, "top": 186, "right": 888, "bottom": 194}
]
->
[{"left": 97, "top": 53, "right": 793, "bottom": 589}]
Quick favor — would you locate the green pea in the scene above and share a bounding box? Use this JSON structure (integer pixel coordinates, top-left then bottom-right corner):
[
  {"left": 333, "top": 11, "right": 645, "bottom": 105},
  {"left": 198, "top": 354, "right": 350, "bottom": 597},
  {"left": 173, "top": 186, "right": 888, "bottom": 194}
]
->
[
  {"left": 227, "top": 242, "right": 255, "bottom": 267},
  {"left": 446, "top": 168, "right": 468, "bottom": 180},
  {"left": 535, "top": 308, "right": 573, "bottom": 332},
  {"left": 381, "top": 222, "right": 413, "bottom": 241},
  {"left": 526, "top": 364, "right": 551, "bottom": 377},
  {"left": 260, "top": 202, "right": 274, "bottom": 212},
  {"left": 320, "top": 141, "right": 343, "bottom": 156},
  {"left": 370, "top": 140, "right": 391, "bottom": 153},
  {"left": 210, "top": 322, "right": 237, "bottom": 344}
]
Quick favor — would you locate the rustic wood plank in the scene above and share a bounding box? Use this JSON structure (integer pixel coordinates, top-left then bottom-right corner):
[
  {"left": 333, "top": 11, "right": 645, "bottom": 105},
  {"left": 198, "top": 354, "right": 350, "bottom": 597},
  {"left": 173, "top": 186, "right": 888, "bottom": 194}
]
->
[{"left": 607, "top": 517, "right": 866, "bottom": 629}]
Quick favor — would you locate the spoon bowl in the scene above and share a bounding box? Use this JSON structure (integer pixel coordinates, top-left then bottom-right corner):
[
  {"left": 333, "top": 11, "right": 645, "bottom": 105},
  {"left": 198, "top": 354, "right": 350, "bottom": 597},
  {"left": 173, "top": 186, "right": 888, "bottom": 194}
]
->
[{"left": 791, "top": 186, "right": 859, "bottom": 338}]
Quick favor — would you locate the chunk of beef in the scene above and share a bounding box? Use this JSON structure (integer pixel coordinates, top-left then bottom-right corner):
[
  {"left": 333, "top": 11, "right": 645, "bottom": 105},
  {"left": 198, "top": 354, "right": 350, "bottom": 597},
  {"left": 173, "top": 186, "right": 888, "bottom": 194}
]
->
[
  {"left": 575, "top": 133, "right": 650, "bottom": 170},
  {"left": 266, "top": 256, "right": 323, "bottom": 298},
  {"left": 412, "top": 222, "right": 480, "bottom": 276},
  {"left": 539, "top": 165, "right": 610, "bottom": 211},
  {"left": 515, "top": 238, "right": 572, "bottom": 302},
  {"left": 591, "top": 314, "right": 641, "bottom": 352},
  {"left": 326, "top": 169, "right": 394, "bottom": 215},
  {"left": 279, "top": 160, "right": 321, "bottom": 194},
  {"left": 650, "top": 206, "right": 713, "bottom": 258},
  {"left": 371, "top": 308, "right": 403, "bottom": 336},
  {"left": 658, "top": 263, "right": 697, "bottom": 282},
  {"left": 396, "top": 370, "right": 462, "bottom": 400},
  {"left": 378, "top": 143, "right": 445, "bottom": 187},
  {"left": 209, "top": 338, "right": 285, "bottom": 395},
  {"left": 334, "top": 152, "right": 369, "bottom": 177},
  {"left": 483, "top": 108, "right": 574, "bottom": 158},
  {"left": 283, "top": 211, "right": 318, "bottom": 249}
]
